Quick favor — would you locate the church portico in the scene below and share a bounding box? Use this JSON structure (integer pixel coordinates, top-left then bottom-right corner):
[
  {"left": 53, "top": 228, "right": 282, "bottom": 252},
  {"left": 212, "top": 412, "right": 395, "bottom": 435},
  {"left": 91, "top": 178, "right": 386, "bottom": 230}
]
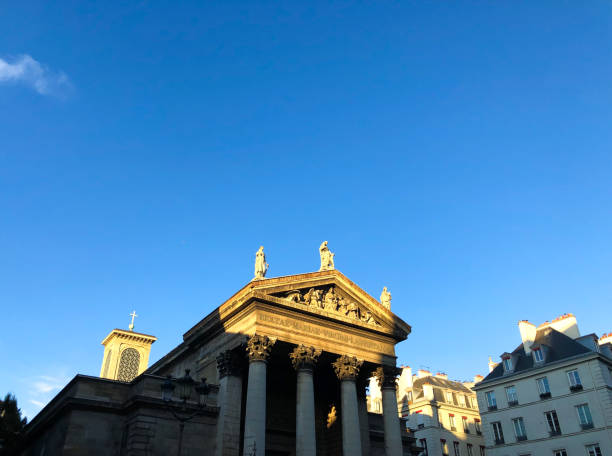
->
[{"left": 21, "top": 247, "right": 418, "bottom": 456}]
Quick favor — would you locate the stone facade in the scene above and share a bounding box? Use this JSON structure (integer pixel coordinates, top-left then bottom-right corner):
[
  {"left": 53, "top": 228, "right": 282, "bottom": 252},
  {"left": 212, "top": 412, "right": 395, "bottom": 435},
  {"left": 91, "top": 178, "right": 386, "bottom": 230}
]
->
[{"left": 22, "top": 269, "right": 420, "bottom": 456}]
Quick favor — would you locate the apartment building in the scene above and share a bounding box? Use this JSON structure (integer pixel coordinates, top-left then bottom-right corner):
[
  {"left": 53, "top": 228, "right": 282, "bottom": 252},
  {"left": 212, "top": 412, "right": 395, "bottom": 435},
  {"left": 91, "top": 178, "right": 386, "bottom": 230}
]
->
[
  {"left": 369, "top": 366, "right": 485, "bottom": 456},
  {"left": 474, "top": 314, "right": 612, "bottom": 456}
]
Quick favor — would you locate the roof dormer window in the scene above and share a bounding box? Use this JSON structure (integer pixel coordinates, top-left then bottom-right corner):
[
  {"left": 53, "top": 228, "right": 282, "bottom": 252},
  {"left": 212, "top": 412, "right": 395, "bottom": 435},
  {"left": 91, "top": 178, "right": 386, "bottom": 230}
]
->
[
  {"left": 501, "top": 354, "right": 514, "bottom": 373},
  {"left": 533, "top": 347, "right": 544, "bottom": 363}
]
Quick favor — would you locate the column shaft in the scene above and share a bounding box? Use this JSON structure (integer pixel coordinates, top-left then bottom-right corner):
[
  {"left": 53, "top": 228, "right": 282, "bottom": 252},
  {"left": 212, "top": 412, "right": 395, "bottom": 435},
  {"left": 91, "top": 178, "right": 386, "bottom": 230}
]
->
[
  {"left": 340, "top": 379, "right": 363, "bottom": 456},
  {"left": 243, "top": 360, "right": 267, "bottom": 456},
  {"left": 296, "top": 368, "right": 316, "bottom": 456},
  {"left": 382, "top": 386, "right": 403, "bottom": 456},
  {"left": 215, "top": 374, "right": 243, "bottom": 456},
  {"left": 357, "top": 393, "right": 371, "bottom": 456}
]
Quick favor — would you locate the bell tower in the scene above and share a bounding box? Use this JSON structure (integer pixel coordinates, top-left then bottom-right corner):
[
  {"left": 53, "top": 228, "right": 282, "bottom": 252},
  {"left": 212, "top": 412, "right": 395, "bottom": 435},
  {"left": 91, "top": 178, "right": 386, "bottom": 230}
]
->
[{"left": 100, "top": 311, "right": 157, "bottom": 382}]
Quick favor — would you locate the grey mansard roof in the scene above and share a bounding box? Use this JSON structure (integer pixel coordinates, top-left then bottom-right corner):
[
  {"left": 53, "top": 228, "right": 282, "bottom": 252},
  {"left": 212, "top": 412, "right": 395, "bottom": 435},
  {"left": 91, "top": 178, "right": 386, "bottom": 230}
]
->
[{"left": 479, "top": 326, "right": 593, "bottom": 384}]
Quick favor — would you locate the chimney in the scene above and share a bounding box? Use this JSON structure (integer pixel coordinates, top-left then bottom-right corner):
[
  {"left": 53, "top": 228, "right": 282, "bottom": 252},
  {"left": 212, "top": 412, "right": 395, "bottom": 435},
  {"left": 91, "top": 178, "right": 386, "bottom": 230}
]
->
[
  {"left": 518, "top": 320, "right": 537, "bottom": 354},
  {"left": 435, "top": 372, "right": 448, "bottom": 380},
  {"left": 417, "top": 369, "right": 432, "bottom": 378},
  {"left": 488, "top": 357, "right": 498, "bottom": 373},
  {"left": 398, "top": 366, "right": 413, "bottom": 391},
  {"left": 548, "top": 313, "right": 580, "bottom": 339},
  {"left": 599, "top": 332, "right": 612, "bottom": 346},
  {"left": 474, "top": 374, "right": 484, "bottom": 383}
]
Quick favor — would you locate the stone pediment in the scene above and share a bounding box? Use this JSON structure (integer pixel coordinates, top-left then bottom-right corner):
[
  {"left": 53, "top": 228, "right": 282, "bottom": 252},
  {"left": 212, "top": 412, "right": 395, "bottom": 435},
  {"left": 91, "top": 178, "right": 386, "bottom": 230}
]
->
[{"left": 184, "top": 269, "right": 411, "bottom": 344}]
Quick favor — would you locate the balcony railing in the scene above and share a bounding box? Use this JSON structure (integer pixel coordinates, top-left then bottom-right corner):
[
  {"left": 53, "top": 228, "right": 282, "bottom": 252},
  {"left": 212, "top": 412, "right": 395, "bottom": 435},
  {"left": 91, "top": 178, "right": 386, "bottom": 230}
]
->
[
  {"left": 581, "top": 423, "right": 594, "bottom": 430},
  {"left": 539, "top": 392, "right": 551, "bottom": 399},
  {"left": 570, "top": 384, "right": 584, "bottom": 392},
  {"left": 517, "top": 435, "right": 527, "bottom": 441},
  {"left": 487, "top": 405, "right": 497, "bottom": 411}
]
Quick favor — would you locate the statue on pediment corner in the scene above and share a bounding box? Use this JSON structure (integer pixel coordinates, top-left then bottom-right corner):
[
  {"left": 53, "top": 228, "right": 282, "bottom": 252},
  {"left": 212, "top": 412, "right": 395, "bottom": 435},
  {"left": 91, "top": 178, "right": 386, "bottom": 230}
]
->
[
  {"left": 319, "top": 241, "right": 335, "bottom": 271},
  {"left": 254, "top": 246, "right": 269, "bottom": 280},
  {"left": 380, "top": 286, "right": 391, "bottom": 309}
]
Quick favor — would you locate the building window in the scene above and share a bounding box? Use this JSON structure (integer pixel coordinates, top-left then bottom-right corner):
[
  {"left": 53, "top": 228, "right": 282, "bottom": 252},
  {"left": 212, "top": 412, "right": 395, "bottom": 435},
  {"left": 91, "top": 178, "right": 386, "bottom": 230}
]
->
[
  {"left": 512, "top": 417, "right": 527, "bottom": 441},
  {"left": 117, "top": 348, "right": 140, "bottom": 382},
  {"left": 406, "top": 391, "right": 413, "bottom": 403},
  {"left": 449, "top": 414, "right": 456, "bottom": 430},
  {"left": 537, "top": 377, "right": 551, "bottom": 398},
  {"left": 586, "top": 444, "right": 602, "bottom": 456},
  {"left": 453, "top": 441, "right": 461, "bottom": 456},
  {"left": 463, "top": 395, "right": 470, "bottom": 408},
  {"left": 492, "top": 421, "right": 504, "bottom": 445},
  {"left": 576, "top": 404, "right": 593, "bottom": 429},
  {"left": 467, "top": 444, "right": 473, "bottom": 456},
  {"left": 553, "top": 450, "right": 567, "bottom": 456},
  {"left": 479, "top": 446, "right": 485, "bottom": 456},
  {"left": 441, "top": 439, "right": 448, "bottom": 456},
  {"left": 485, "top": 391, "right": 497, "bottom": 410},
  {"left": 505, "top": 386, "right": 518, "bottom": 406},
  {"left": 418, "top": 438, "right": 427, "bottom": 456},
  {"left": 452, "top": 392, "right": 459, "bottom": 406},
  {"left": 502, "top": 357, "right": 513, "bottom": 371},
  {"left": 474, "top": 419, "right": 482, "bottom": 434},
  {"left": 568, "top": 369, "right": 583, "bottom": 391},
  {"left": 462, "top": 417, "right": 469, "bottom": 433},
  {"left": 447, "top": 391, "right": 453, "bottom": 403},
  {"left": 545, "top": 410, "right": 562, "bottom": 435},
  {"left": 533, "top": 348, "right": 544, "bottom": 362}
]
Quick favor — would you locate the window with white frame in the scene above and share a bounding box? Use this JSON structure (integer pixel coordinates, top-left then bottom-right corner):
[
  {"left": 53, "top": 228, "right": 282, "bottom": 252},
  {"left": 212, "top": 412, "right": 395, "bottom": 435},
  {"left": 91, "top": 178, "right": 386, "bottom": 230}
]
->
[
  {"left": 485, "top": 391, "right": 496, "bottom": 408},
  {"left": 545, "top": 410, "right": 561, "bottom": 434},
  {"left": 418, "top": 438, "right": 427, "bottom": 456},
  {"left": 553, "top": 450, "right": 567, "bottom": 456},
  {"left": 512, "top": 417, "right": 527, "bottom": 440},
  {"left": 466, "top": 444, "right": 473, "bottom": 456},
  {"left": 505, "top": 385, "right": 518, "bottom": 404},
  {"left": 533, "top": 348, "right": 544, "bottom": 362},
  {"left": 568, "top": 369, "right": 582, "bottom": 387},
  {"left": 492, "top": 421, "right": 504, "bottom": 444},
  {"left": 474, "top": 419, "right": 481, "bottom": 434},
  {"left": 449, "top": 414, "right": 456, "bottom": 430},
  {"left": 502, "top": 357, "right": 513, "bottom": 371},
  {"left": 537, "top": 377, "right": 550, "bottom": 395},
  {"left": 453, "top": 441, "right": 461, "bottom": 456},
  {"left": 585, "top": 444, "right": 602, "bottom": 456},
  {"left": 576, "top": 404, "right": 593, "bottom": 426},
  {"left": 462, "top": 417, "right": 469, "bottom": 433}
]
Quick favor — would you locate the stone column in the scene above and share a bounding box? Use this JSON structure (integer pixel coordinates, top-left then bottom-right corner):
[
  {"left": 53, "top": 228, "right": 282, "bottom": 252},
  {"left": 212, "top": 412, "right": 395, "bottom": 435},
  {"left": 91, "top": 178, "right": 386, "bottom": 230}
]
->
[
  {"left": 375, "top": 366, "right": 403, "bottom": 456},
  {"left": 215, "top": 350, "right": 243, "bottom": 456},
  {"left": 289, "top": 345, "right": 322, "bottom": 456},
  {"left": 332, "top": 355, "right": 363, "bottom": 456},
  {"left": 243, "top": 335, "right": 276, "bottom": 456},
  {"left": 356, "top": 378, "right": 371, "bottom": 456}
]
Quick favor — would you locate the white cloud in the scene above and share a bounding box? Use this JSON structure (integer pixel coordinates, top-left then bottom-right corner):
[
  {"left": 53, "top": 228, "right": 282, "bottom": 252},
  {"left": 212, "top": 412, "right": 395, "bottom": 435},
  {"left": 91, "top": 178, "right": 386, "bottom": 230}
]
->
[
  {"left": 29, "top": 399, "right": 45, "bottom": 408},
  {"left": 0, "top": 54, "right": 71, "bottom": 96}
]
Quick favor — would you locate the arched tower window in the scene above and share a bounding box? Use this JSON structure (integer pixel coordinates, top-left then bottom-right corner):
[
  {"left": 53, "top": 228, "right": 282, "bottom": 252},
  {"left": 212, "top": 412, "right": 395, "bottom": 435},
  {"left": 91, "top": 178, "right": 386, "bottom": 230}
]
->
[
  {"left": 102, "top": 350, "right": 112, "bottom": 378},
  {"left": 117, "top": 348, "right": 140, "bottom": 382}
]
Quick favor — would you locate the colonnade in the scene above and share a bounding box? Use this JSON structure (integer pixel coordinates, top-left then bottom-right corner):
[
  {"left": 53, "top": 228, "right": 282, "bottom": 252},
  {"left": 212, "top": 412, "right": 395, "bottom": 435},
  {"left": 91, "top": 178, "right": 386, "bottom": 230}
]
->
[{"left": 215, "top": 334, "right": 403, "bottom": 456}]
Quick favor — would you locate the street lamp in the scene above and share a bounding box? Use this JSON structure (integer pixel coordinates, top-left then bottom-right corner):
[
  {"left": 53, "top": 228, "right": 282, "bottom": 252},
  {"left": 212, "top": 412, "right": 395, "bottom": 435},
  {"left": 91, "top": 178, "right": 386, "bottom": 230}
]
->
[{"left": 161, "top": 369, "right": 211, "bottom": 456}]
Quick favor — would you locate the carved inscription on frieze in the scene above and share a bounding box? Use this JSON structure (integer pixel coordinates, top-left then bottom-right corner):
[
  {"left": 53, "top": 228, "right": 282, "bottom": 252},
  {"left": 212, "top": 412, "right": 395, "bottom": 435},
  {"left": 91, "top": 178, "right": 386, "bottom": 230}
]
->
[{"left": 258, "top": 313, "right": 392, "bottom": 354}]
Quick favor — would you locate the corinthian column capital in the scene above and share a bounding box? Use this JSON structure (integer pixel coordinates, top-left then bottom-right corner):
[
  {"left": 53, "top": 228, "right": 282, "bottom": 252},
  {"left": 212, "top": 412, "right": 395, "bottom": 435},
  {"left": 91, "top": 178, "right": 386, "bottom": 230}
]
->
[
  {"left": 374, "top": 365, "right": 402, "bottom": 389},
  {"left": 245, "top": 334, "right": 276, "bottom": 362},
  {"left": 289, "top": 345, "right": 322, "bottom": 371},
  {"left": 216, "top": 349, "right": 243, "bottom": 378},
  {"left": 332, "top": 355, "right": 363, "bottom": 381}
]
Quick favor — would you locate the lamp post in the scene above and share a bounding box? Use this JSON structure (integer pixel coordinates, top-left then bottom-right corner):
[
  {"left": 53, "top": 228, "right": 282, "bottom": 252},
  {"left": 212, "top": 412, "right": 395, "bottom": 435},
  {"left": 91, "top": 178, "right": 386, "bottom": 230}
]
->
[{"left": 161, "top": 369, "right": 211, "bottom": 456}]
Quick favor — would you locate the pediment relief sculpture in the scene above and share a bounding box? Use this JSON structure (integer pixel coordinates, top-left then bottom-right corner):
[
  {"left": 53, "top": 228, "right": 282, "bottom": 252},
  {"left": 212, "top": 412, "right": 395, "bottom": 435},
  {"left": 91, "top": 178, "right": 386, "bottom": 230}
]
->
[{"left": 277, "top": 285, "right": 382, "bottom": 327}]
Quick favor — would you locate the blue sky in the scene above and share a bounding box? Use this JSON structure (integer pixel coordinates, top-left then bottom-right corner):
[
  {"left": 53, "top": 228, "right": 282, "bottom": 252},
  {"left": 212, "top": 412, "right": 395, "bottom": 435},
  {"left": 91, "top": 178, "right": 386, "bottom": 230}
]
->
[{"left": 1, "top": 1, "right": 611, "bottom": 419}]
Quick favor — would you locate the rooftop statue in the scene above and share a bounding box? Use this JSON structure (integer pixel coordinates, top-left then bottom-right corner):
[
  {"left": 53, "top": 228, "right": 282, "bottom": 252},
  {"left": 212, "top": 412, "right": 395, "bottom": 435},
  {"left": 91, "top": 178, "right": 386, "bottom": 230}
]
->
[
  {"left": 254, "top": 246, "right": 269, "bottom": 280},
  {"left": 319, "top": 241, "right": 335, "bottom": 271},
  {"left": 380, "top": 287, "right": 391, "bottom": 309}
]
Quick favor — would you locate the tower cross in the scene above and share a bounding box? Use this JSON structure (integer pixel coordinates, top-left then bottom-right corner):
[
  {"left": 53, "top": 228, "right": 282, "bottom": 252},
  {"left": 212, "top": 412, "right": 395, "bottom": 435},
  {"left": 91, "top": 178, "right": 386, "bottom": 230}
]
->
[{"left": 129, "top": 310, "right": 138, "bottom": 331}]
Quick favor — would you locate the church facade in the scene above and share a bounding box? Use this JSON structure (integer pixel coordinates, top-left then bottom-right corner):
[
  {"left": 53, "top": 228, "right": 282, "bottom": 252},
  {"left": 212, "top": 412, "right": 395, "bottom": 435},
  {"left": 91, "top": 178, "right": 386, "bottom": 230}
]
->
[{"left": 22, "top": 247, "right": 419, "bottom": 456}]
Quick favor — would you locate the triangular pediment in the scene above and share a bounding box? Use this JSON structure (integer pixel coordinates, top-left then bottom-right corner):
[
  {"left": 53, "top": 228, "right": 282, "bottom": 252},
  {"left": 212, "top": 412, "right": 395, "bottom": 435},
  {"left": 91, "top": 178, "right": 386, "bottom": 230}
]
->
[
  {"left": 183, "top": 269, "right": 411, "bottom": 344},
  {"left": 243, "top": 270, "right": 411, "bottom": 340}
]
